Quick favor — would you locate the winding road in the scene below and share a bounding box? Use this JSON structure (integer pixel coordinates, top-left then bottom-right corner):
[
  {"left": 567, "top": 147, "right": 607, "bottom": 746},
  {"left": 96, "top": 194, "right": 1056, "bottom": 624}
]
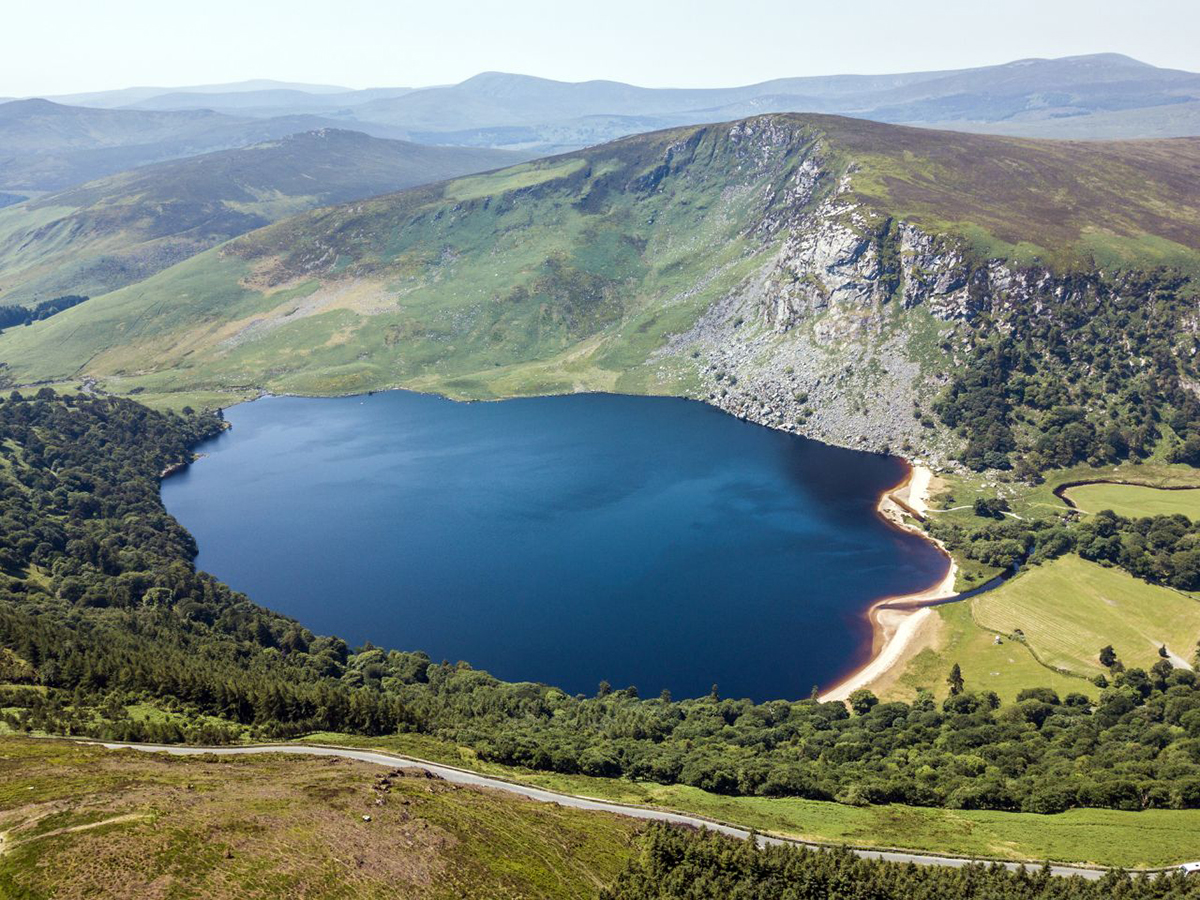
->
[{"left": 95, "top": 740, "right": 1126, "bottom": 880}]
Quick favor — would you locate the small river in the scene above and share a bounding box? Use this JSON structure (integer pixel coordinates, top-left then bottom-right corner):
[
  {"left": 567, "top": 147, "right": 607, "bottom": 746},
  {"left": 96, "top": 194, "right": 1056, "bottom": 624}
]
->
[{"left": 162, "top": 391, "right": 947, "bottom": 701}]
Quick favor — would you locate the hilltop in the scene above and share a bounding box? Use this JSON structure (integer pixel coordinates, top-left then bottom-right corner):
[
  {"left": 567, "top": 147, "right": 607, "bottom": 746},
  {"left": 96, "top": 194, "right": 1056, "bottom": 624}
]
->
[
  {"left": 349, "top": 54, "right": 1200, "bottom": 148},
  {"left": 0, "top": 98, "right": 415, "bottom": 190},
  {"left": 0, "top": 130, "right": 522, "bottom": 304},
  {"left": 37, "top": 55, "right": 1200, "bottom": 149},
  {"left": 1, "top": 112, "right": 1198, "bottom": 470}
]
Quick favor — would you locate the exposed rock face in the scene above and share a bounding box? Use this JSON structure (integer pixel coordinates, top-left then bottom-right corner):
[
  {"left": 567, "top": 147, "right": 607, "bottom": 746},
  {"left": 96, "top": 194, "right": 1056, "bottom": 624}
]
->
[
  {"left": 661, "top": 136, "right": 1054, "bottom": 469},
  {"left": 762, "top": 189, "right": 978, "bottom": 334}
]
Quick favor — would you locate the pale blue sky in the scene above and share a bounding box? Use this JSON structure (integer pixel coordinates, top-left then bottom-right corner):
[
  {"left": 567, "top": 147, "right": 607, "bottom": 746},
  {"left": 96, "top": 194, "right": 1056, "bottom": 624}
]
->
[{"left": 6, "top": 0, "right": 1197, "bottom": 96}]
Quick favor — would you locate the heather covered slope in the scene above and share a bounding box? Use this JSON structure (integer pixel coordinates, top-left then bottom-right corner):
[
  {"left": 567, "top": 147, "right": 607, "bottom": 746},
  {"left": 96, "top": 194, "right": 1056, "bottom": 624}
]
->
[
  {"left": 816, "top": 117, "right": 1200, "bottom": 267},
  {"left": 1, "top": 113, "right": 1198, "bottom": 466},
  {"left": 0, "top": 130, "right": 522, "bottom": 305}
]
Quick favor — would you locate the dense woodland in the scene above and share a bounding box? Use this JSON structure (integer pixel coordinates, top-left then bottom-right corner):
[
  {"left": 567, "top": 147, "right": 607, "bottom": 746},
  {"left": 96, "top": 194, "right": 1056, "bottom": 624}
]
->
[
  {"left": 603, "top": 825, "right": 1200, "bottom": 899},
  {"left": 8, "top": 392, "right": 1200, "bottom": 816},
  {"left": 933, "top": 269, "right": 1199, "bottom": 473}
]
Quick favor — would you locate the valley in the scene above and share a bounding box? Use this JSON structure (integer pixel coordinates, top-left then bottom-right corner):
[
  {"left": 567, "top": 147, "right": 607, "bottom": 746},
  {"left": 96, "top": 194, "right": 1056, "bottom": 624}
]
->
[{"left": 4, "top": 28, "right": 1200, "bottom": 896}]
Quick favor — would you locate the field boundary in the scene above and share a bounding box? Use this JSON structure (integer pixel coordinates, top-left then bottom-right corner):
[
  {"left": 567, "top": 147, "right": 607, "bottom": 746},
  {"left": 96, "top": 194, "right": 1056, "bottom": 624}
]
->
[{"left": 1053, "top": 478, "right": 1200, "bottom": 511}]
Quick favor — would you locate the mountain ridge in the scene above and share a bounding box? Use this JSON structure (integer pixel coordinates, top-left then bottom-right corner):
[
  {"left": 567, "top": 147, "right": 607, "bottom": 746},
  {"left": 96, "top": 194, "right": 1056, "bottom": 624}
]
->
[
  {"left": 0, "top": 129, "right": 524, "bottom": 304},
  {"left": 0, "top": 99, "right": 418, "bottom": 190},
  {"left": 2, "top": 112, "right": 1197, "bottom": 472},
  {"left": 19, "top": 54, "right": 1200, "bottom": 153}
]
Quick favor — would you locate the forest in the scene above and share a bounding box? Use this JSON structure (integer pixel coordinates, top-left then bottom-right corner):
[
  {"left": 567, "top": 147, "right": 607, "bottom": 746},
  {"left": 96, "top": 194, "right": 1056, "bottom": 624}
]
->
[
  {"left": 7, "top": 391, "right": 1200, "bottom": 816},
  {"left": 602, "top": 825, "right": 1200, "bottom": 899},
  {"left": 933, "top": 269, "right": 1198, "bottom": 473}
]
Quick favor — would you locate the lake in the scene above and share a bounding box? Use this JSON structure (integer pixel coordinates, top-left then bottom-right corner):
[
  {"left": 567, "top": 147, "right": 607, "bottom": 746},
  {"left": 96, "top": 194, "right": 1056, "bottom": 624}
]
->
[{"left": 162, "top": 391, "right": 947, "bottom": 701}]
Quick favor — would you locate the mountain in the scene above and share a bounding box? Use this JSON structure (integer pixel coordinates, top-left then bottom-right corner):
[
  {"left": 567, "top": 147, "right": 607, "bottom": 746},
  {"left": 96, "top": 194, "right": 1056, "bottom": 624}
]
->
[
  {"left": 332, "top": 55, "right": 1200, "bottom": 149},
  {"left": 120, "top": 86, "right": 418, "bottom": 116},
  {"left": 0, "top": 99, "right": 415, "bottom": 191},
  {"left": 346, "top": 67, "right": 959, "bottom": 132},
  {"left": 36, "top": 55, "right": 1200, "bottom": 152},
  {"left": 0, "top": 129, "right": 523, "bottom": 304},
  {"left": 3, "top": 112, "right": 1197, "bottom": 473},
  {"left": 44, "top": 79, "right": 357, "bottom": 108}
]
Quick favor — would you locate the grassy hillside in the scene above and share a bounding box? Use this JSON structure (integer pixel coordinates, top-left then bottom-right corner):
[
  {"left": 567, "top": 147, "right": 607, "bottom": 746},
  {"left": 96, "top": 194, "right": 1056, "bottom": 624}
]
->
[
  {"left": 1, "top": 113, "right": 1197, "bottom": 411},
  {"left": 8, "top": 734, "right": 1200, "bottom": 900},
  {"left": 0, "top": 130, "right": 521, "bottom": 305},
  {"left": 0, "top": 119, "right": 804, "bottom": 398},
  {"left": 0, "top": 737, "right": 637, "bottom": 899}
]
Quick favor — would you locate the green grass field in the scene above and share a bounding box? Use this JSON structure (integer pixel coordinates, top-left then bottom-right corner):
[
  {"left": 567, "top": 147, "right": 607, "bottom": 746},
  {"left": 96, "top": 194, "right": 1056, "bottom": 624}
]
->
[
  {"left": 934, "top": 463, "right": 1200, "bottom": 523},
  {"left": 926, "top": 462, "right": 1200, "bottom": 592},
  {"left": 1063, "top": 482, "right": 1200, "bottom": 519},
  {"left": 295, "top": 732, "right": 1200, "bottom": 868},
  {"left": 972, "top": 555, "right": 1200, "bottom": 675},
  {"left": 886, "top": 600, "right": 1097, "bottom": 703}
]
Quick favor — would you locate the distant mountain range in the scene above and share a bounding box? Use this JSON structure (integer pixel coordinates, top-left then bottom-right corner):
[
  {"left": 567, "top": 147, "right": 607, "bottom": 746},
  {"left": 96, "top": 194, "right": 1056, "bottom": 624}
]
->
[
  {"left": 43, "top": 79, "right": 366, "bottom": 108},
  {"left": 11, "top": 54, "right": 1200, "bottom": 155},
  {"left": 0, "top": 129, "right": 523, "bottom": 304},
  {"left": 4, "top": 54, "right": 1198, "bottom": 196},
  {"left": 0, "top": 99, "right": 426, "bottom": 191}
]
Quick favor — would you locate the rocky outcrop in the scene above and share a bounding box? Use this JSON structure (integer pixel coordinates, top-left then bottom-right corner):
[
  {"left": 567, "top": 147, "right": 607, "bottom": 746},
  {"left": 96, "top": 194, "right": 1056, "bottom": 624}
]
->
[{"left": 660, "top": 136, "right": 1068, "bottom": 468}]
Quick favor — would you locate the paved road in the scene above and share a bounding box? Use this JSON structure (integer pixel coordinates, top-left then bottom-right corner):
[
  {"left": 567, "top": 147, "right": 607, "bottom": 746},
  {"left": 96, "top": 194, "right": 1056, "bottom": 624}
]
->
[{"left": 92, "top": 740, "right": 1127, "bottom": 880}]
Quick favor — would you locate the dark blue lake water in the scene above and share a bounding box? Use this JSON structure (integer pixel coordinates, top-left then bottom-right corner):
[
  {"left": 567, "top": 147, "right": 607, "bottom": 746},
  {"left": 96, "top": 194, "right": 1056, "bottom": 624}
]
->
[{"left": 162, "top": 391, "right": 947, "bottom": 702}]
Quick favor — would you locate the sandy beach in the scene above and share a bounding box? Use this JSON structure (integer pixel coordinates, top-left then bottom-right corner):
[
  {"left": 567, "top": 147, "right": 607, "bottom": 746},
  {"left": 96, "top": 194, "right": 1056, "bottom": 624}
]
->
[{"left": 820, "top": 465, "right": 957, "bottom": 702}]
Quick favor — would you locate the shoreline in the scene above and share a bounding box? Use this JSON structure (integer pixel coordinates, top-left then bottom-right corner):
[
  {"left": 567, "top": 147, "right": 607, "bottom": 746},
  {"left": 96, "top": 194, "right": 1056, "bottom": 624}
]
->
[
  {"left": 153, "top": 384, "right": 958, "bottom": 701},
  {"left": 819, "top": 463, "right": 958, "bottom": 703}
]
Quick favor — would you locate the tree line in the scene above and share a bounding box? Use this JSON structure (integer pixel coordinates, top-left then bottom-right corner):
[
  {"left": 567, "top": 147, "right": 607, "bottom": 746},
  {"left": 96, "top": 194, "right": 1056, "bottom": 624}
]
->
[
  {"left": 602, "top": 824, "right": 1200, "bottom": 899},
  {"left": 929, "top": 503, "right": 1200, "bottom": 591},
  {"left": 0, "top": 295, "right": 87, "bottom": 333},
  {"left": 7, "top": 391, "right": 1200, "bottom": 817}
]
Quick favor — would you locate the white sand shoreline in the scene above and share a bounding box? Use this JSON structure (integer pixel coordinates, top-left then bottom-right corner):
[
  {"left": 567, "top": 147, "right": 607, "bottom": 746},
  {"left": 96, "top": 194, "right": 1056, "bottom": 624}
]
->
[{"left": 819, "top": 465, "right": 958, "bottom": 703}]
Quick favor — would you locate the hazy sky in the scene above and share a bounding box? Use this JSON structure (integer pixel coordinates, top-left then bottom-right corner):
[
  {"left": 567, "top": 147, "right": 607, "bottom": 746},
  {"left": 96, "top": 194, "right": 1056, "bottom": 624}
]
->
[{"left": 6, "top": 0, "right": 1198, "bottom": 96}]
